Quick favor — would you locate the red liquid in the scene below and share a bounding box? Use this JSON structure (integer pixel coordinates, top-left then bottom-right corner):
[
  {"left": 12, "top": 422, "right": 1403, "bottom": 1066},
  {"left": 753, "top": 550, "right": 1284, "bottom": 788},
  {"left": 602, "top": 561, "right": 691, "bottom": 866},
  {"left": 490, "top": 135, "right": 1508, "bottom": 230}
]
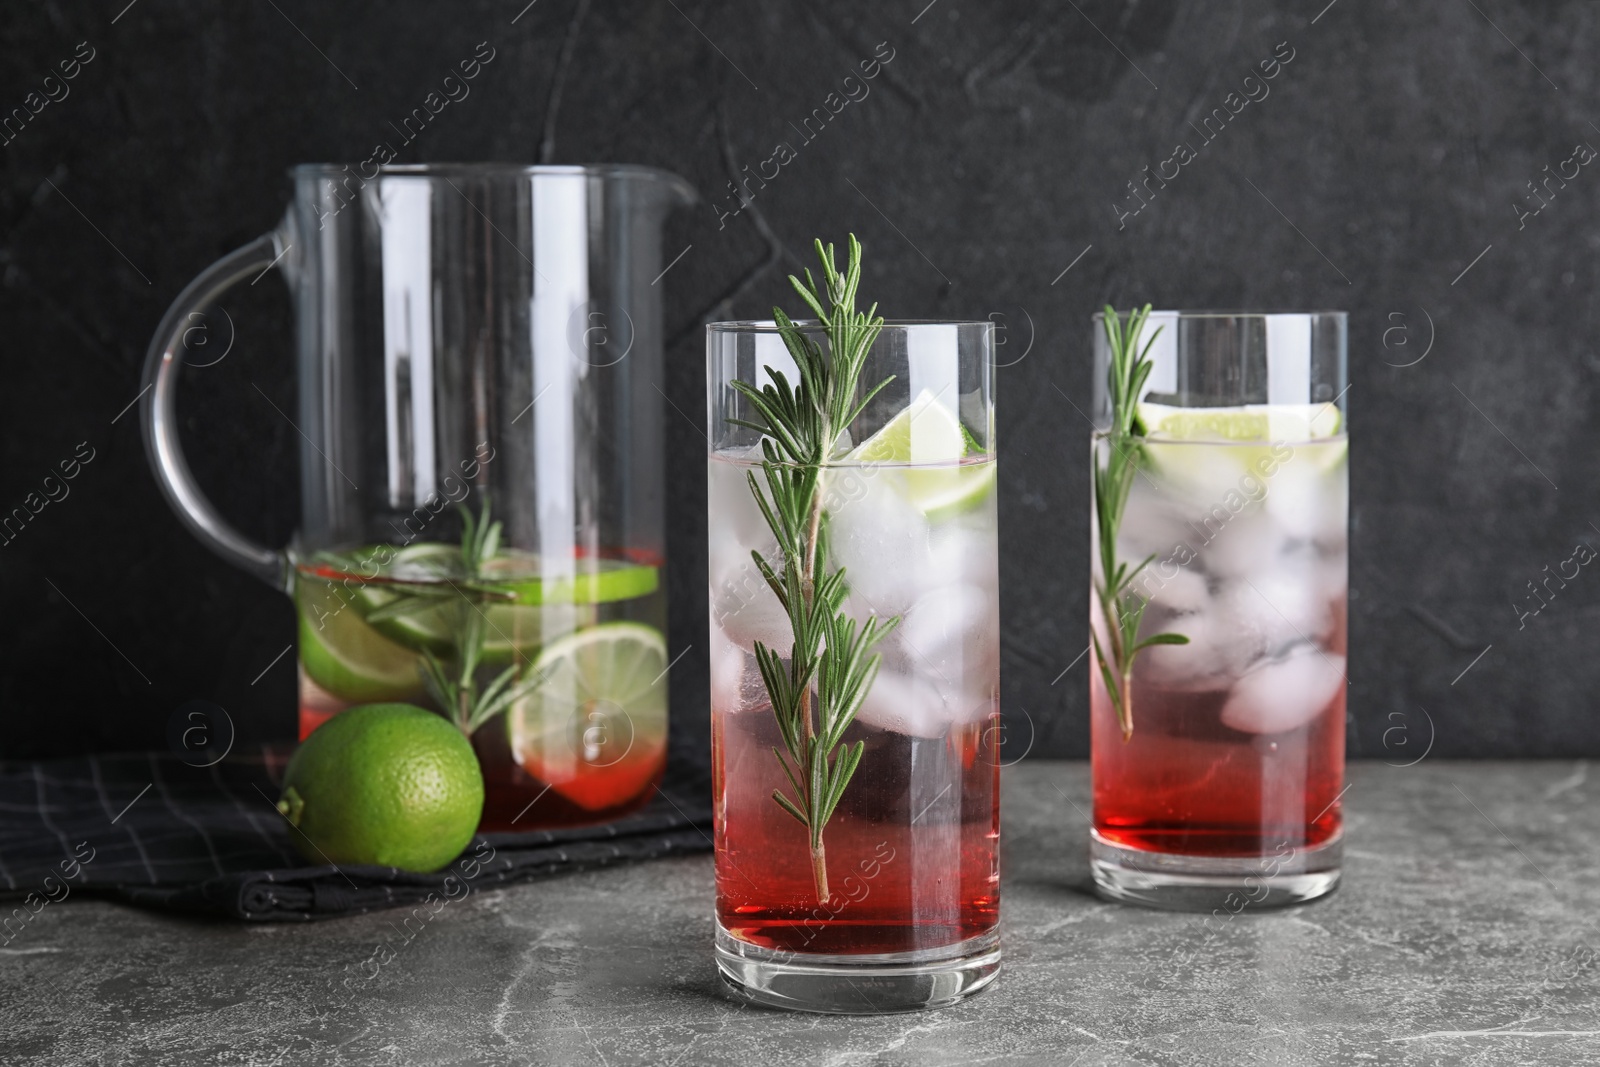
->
[
  {"left": 292, "top": 542, "right": 669, "bottom": 834},
  {"left": 471, "top": 711, "right": 663, "bottom": 831},
  {"left": 714, "top": 705, "right": 1000, "bottom": 956},
  {"left": 299, "top": 689, "right": 662, "bottom": 831},
  {"left": 1089, "top": 433, "right": 1349, "bottom": 861},
  {"left": 298, "top": 704, "right": 339, "bottom": 739},
  {"left": 1091, "top": 604, "right": 1347, "bottom": 857}
]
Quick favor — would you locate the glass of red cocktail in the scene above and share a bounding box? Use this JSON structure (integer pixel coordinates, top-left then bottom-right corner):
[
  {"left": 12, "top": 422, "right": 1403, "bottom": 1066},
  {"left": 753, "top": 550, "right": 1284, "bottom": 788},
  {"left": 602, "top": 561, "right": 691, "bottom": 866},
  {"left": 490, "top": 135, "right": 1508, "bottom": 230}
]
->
[
  {"left": 1089, "top": 309, "right": 1348, "bottom": 910},
  {"left": 707, "top": 239, "right": 1001, "bottom": 1012}
]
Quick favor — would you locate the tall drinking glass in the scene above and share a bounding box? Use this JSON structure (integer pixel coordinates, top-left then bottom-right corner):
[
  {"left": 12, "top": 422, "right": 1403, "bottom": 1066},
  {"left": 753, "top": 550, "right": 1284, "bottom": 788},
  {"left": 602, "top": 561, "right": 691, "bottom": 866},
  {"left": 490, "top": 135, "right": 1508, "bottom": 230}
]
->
[
  {"left": 142, "top": 163, "right": 694, "bottom": 832},
  {"left": 707, "top": 320, "right": 1001, "bottom": 1013},
  {"left": 1089, "top": 310, "right": 1348, "bottom": 910}
]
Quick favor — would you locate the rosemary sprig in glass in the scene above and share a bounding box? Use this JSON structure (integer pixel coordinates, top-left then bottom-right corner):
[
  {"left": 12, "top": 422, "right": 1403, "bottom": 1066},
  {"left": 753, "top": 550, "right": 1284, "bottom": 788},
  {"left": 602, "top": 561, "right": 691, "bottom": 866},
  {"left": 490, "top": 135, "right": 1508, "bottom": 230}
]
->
[
  {"left": 1092, "top": 304, "right": 1189, "bottom": 741},
  {"left": 730, "top": 234, "right": 900, "bottom": 904}
]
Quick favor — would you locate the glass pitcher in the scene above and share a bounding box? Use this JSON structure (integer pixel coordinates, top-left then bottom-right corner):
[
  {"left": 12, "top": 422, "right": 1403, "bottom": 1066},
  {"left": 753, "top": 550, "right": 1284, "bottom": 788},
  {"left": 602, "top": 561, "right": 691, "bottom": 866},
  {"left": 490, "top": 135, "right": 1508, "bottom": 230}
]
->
[{"left": 141, "top": 163, "right": 695, "bottom": 832}]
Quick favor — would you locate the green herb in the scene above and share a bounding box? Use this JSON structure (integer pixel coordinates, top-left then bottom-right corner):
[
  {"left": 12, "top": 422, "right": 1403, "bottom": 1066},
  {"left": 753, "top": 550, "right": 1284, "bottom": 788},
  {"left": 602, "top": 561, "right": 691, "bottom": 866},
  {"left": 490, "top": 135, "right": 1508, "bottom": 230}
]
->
[
  {"left": 1092, "top": 304, "right": 1189, "bottom": 741},
  {"left": 730, "top": 235, "right": 899, "bottom": 904},
  {"left": 353, "top": 498, "right": 550, "bottom": 735}
]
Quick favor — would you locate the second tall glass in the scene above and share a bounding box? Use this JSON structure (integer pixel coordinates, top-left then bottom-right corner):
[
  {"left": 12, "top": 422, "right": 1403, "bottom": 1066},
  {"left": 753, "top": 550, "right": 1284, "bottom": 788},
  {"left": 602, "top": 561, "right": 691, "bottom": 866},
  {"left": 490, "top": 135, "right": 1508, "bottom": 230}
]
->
[
  {"left": 707, "top": 320, "right": 1001, "bottom": 1013},
  {"left": 1088, "top": 310, "right": 1348, "bottom": 910}
]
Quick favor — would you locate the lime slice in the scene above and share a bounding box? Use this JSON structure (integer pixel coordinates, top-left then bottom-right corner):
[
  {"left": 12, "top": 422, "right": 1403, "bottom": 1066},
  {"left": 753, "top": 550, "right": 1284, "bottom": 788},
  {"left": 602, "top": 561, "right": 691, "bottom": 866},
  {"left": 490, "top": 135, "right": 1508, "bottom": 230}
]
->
[
  {"left": 917, "top": 463, "right": 998, "bottom": 522},
  {"left": 853, "top": 388, "right": 968, "bottom": 464},
  {"left": 493, "top": 558, "right": 660, "bottom": 606},
  {"left": 360, "top": 592, "right": 594, "bottom": 665},
  {"left": 295, "top": 579, "right": 427, "bottom": 704},
  {"left": 848, "top": 388, "right": 996, "bottom": 520},
  {"left": 345, "top": 548, "right": 563, "bottom": 662},
  {"left": 507, "top": 622, "right": 669, "bottom": 811},
  {"left": 326, "top": 543, "right": 658, "bottom": 606},
  {"left": 356, "top": 595, "right": 453, "bottom": 654},
  {"left": 337, "top": 545, "right": 643, "bottom": 662},
  {"left": 1138, "top": 402, "right": 1342, "bottom": 441},
  {"left": 1136, "top": 401, "right": 1346, "bottom": 488}
]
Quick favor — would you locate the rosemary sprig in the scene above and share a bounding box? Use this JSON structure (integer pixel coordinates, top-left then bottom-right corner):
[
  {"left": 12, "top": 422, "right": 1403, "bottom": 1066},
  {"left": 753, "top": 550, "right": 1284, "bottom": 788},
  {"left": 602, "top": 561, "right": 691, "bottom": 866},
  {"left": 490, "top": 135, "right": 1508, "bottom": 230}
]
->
[
  {"left": 1092, "top": 304, "right": 1189, "bottom": 741},
  {"left": 377, "top": 499, "right": 549, "bottom": 735},
  {"left": 730, "top": 234, "right": 899, "bottom": 905}
]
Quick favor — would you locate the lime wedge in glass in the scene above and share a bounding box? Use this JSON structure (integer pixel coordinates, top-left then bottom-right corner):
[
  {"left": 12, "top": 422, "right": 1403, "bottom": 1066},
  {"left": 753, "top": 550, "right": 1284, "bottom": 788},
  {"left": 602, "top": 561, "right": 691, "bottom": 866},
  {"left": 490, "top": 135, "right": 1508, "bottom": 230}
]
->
[
  {"left": 1138, "top": 401, "right": 1342, "bottom": 442},
  {"left": 507, "top": 622, "right": 669, "bottom": 811},
  {"left": 848, "top": 387, "right": 996, "bottom": 520},
  {"left": 1136, "top": 401, "right": 1347, "bottom": 492}
]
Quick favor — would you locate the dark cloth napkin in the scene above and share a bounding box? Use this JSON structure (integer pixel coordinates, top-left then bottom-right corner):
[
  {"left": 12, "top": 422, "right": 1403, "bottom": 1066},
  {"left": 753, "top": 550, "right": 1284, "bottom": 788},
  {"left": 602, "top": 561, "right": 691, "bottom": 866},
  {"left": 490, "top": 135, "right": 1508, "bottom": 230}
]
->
[{"left": 0, "top": 749, "right": 712, "bottom": 922}]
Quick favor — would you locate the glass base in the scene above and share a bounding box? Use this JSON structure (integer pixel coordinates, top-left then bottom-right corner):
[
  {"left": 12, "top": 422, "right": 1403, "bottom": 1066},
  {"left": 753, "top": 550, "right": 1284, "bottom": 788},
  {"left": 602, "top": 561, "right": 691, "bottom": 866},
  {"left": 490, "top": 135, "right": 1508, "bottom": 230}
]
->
[
  {"left": 1090, "top": 830, "right": 1342, "bottom": 912},
  {"left": 714, "top": 926, "right": 1000, "bottom": 1014}
]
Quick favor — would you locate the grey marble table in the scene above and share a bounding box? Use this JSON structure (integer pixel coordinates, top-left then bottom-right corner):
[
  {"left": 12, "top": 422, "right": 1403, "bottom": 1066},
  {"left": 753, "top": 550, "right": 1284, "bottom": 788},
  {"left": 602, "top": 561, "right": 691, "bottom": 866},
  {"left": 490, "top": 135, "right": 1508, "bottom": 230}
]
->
[{"left": 3, "top": 761, "right": 1596, "bottom": 1066}]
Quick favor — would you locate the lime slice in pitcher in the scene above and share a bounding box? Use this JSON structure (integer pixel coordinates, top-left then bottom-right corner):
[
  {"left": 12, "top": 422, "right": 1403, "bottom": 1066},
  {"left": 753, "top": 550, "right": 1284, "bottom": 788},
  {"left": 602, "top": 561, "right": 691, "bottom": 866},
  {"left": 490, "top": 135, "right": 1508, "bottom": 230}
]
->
[
  {"left": 296, "top": 594, "right": 427, "bottom": 704},
  {"left": 365, "top": 597, "right": 595, "bottom": 665},
  {"left": 849, "top": 388, "right": 996, "bottom": 520},
  {"left": 356, "top": 546, "right": 617, "bottom": 664},
  {"left": 346, "top": 544, "right": 459, "bottom": 655},
  {"left": 507, "top": 622, "right": 669, "bottom": 811},
  {"left": 492, "top": 558, "right": 660, "bottom": 606},
  {"left": 362, "top": 588, "right": 596, "bottom": 665}
]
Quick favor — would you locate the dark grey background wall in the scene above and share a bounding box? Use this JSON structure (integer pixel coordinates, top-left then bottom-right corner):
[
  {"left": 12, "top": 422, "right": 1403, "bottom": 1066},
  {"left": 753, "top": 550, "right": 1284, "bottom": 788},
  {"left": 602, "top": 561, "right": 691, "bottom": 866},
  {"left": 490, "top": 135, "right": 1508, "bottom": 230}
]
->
[{"left": 2, "top": 0, "right": 1595, "bottom": 761}]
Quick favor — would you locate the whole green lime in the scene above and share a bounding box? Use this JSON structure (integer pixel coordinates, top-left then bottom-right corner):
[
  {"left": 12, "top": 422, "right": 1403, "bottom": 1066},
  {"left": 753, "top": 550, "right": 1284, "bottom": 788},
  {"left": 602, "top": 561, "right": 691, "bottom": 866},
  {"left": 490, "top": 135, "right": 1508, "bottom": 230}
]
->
[{"left": 277, "top": 703, "right": 484, "bottom": 873}]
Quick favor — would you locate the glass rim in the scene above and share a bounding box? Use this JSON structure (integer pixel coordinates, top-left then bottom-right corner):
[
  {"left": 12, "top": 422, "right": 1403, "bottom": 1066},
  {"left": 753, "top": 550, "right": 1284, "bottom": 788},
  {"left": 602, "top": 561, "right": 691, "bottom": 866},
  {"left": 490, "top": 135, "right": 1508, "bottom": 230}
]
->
[
  {"left": 288, "top": 161, "right": 697, "bottom": 197},
  {"left": 1091, "top": 309, "right": 1348, "bottom": 320},
  {"left": 707, "top": 318, "right": 995, "bottom": 332}
]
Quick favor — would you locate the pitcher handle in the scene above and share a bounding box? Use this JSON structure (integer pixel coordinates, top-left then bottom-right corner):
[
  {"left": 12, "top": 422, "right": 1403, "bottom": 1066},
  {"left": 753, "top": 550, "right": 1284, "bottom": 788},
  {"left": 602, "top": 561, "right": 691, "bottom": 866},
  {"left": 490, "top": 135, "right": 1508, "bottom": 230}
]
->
[{"left": 140, "top": 230, "right": 292, "bottom": 592}]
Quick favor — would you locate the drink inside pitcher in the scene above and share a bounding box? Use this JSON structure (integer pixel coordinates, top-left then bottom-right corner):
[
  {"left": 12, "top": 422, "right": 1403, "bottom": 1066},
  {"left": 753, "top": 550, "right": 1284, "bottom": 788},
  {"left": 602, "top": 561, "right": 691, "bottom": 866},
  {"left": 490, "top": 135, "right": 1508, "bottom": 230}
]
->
[
  {"left": 138, "top": 164, "right": 693, "bottom": 839},
  {"left": 293, "top": 523, "right": 668, "bottom": 832}
]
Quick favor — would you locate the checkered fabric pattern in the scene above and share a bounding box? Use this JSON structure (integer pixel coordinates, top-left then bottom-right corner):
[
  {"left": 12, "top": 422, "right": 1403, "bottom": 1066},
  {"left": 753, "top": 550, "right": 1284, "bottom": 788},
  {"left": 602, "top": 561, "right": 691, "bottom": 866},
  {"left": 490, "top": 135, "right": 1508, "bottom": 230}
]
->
[{"left": 0, "top": 751, "right": 712, "bottom": 921}]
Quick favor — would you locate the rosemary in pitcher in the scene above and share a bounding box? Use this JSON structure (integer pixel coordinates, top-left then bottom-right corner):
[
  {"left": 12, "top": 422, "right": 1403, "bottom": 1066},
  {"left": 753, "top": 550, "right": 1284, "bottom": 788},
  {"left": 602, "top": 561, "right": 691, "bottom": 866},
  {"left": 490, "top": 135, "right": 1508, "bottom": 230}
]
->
[
  {"left": 1092, "top": 304, "right": 1189, "bottom": 742},
  {"left": 347, "top": 498, "right": 550, "bottom": 735},
  {"left": 730, "top": 235, "right": 900, "bottom": 904}
]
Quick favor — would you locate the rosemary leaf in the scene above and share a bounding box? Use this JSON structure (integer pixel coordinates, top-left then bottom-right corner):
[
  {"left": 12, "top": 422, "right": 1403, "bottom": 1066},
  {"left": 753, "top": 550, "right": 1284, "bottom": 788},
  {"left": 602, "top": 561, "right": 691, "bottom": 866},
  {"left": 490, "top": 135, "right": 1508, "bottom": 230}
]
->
[
  {"left": 1092, "top": 305, "right": 1191, "bottom": 741},
  {"left": 732, "top": 234, "right": 900, "bottom": 905}
]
